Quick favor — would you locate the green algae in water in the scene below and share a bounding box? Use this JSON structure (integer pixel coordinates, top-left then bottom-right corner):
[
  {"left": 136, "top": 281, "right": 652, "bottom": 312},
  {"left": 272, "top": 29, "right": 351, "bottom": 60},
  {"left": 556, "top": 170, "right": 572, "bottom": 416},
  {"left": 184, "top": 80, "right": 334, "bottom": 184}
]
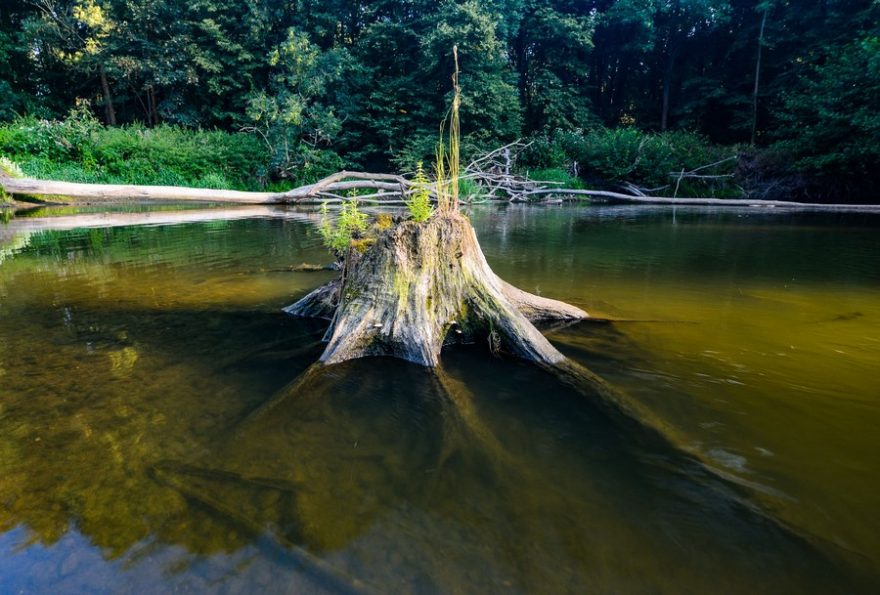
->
[{"left": 0, "top": 205, "right": 879, "bottom": 593}]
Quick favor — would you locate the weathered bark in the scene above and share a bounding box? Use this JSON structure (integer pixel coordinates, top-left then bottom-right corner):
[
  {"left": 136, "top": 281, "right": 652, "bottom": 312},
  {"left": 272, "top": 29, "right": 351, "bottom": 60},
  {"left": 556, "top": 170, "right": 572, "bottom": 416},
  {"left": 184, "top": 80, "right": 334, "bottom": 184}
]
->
[
  {"left": 284, "top": 278, "right": 341, "bottom": 320},
  {"left": 0, "top": 170, "right": 412, "bottom": 204},
  {"left": 287, "top": 212, "right": 587, "bottom": 367},
  {"left": 0, "top": 177, "right": 279, "bottom": 203},
  {"left": 286, "top": 275, "right": 587, "bottom": 325}
]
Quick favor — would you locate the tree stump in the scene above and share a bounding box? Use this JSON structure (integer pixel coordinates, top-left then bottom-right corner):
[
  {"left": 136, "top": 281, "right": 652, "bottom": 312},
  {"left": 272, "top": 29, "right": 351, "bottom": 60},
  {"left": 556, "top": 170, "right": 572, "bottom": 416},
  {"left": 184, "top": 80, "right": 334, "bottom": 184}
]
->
[{"left": 286, "top": 212, "right": 587, "bottom": 367}]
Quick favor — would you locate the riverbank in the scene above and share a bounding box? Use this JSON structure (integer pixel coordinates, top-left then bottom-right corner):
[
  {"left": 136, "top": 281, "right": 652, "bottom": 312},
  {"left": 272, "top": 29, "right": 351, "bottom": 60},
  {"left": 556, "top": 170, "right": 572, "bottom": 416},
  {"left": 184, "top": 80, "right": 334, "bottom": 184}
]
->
[
  {"left": 0, "top": 115, "right": 778, "bottom": 202},
  {"left": 3, "top": 116, "right": 878, "bottom": 208}
]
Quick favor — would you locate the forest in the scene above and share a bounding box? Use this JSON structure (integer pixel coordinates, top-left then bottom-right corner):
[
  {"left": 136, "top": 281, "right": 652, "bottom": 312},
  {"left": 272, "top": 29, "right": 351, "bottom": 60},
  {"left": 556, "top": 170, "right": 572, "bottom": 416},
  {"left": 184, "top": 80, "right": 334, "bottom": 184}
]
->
[{"left": 1, "top": 0, "right": 878, "bottom": 201}]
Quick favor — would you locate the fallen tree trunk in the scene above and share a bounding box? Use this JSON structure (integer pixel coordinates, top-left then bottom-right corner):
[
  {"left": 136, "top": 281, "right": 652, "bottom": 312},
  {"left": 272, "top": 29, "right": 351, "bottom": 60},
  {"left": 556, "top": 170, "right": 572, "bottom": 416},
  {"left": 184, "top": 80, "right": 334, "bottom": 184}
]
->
[
  {"left": 0, "top": 170, "right": 415, "bottom": 205},
  {"left": 0, "top": 176, "right": 279, "bottom": 204},
  {"left": 521, "top": 187, "right": 880, "bottom": 210}
]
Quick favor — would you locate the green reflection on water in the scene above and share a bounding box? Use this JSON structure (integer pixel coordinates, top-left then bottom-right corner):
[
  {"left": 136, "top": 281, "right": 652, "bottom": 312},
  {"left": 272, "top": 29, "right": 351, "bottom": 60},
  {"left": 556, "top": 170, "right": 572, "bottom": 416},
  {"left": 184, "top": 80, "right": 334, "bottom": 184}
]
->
[{"left": 0, "top": 205, "right": 878, "bottom": 593}]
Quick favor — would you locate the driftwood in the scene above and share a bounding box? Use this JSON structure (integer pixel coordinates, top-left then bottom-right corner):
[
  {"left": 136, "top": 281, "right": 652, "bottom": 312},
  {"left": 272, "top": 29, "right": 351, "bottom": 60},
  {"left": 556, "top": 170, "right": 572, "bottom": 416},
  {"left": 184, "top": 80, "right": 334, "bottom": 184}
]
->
[{"left": 0, "top": 172, "right": 411, "bottom": 205}]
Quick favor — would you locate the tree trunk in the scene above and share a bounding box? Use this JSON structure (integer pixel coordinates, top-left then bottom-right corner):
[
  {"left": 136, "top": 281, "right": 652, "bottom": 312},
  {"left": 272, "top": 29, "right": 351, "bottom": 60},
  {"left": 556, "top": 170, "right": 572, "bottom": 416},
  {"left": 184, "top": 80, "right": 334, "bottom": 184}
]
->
[
  {"left": 751, "top": 8, "right": 769, "bottom": 146},
  {"left": 286, "top": 212, "right": 587, "bottom": 367},
  {"left": 147, "top": 85, "right": 159, "bottom": 126},
  {"left": 99, "top": 64, "right": 117, "bottom": 126},
  {"left": 4, "top": 172, "right": 876, "bottom": 212},
  {"left": 661, "top": 50, "right": 676, "bottom": 132}
]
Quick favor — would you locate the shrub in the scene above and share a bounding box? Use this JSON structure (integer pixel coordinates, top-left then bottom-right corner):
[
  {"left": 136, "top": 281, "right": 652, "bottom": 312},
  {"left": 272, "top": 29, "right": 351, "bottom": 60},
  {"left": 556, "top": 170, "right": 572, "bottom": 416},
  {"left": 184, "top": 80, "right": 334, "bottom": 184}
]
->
[
  {"left": 287, "top": 147, "right": 345, "bottom": 185},
  {"left": 0, "top": 115, "right": 270, "bottom": 190},
  {"left": 526, "top": 167, "right": 584, "bottom": 189},
  {"left": 405, "top": 162, "right": 434, "bottom": 222},
  {"left": 458, "top": 177, "right": 482, "bottom": 201},
  {"left": 318, "top": 200, "right": 369, "bottom": 254},
  {"left": 520, "top": 127, "right": 740, "bottom": 197}
]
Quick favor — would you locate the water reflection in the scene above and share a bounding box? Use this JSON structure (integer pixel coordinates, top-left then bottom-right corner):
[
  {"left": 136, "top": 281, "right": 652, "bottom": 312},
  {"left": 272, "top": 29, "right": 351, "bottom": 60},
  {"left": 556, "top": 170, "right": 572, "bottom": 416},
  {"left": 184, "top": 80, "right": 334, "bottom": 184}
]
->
[{"left": 1, "top": 205, "right": 878, "bottom": 592}]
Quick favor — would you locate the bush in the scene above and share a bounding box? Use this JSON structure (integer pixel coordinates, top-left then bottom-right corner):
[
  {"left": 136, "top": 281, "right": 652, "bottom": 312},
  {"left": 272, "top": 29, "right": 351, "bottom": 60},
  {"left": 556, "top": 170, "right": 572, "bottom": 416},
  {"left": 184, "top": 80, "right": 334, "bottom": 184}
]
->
[
  {"left": 318, "top": 200, "right": 369, "bottom": 254},
  {"left": 520, "top": 127, "right": 741, "bottom": 197},
  {"left": 286, "top": 147, "right": 345, "bottom": 185},
  {"left": 0, "top": 115, "right": 271, "bottom": 190},
  {"left": 770, "top": 37, "right": 880, "bottom": 200},
  {"left": 526, "top": 167, "right": 584, "bottom": 189},
  {"left": 406, "top": 163, "right": 434, "bottom": 221}
]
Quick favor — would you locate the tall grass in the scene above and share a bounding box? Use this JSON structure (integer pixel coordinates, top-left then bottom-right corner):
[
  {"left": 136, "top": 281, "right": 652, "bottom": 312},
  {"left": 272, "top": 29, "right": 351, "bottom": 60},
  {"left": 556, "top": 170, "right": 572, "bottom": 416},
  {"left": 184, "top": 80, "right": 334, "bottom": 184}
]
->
[{"left": 434, "top": 46, "right": 462, "bottom": 212}]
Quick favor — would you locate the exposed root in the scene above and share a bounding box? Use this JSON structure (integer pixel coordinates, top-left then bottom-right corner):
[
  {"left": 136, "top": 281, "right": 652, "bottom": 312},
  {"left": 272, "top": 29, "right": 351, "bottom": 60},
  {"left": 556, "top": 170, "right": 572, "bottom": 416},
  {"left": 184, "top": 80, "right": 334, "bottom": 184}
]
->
[
  {"left": 498, "top": 278, "right": 588, "bottom": 321},
  {"left": 286, "top": 275, "right": 586, "bottom": 326},
  {"left": 284, "top": 279, "right": 340, "bottom": 320}
]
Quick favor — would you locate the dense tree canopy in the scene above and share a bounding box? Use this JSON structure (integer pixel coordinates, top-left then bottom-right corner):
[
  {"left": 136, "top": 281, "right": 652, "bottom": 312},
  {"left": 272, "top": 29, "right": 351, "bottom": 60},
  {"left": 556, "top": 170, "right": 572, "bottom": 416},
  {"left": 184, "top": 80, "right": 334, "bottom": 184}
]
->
[{"left": 1, "top": 0, "right": 878, "bottom": 197}]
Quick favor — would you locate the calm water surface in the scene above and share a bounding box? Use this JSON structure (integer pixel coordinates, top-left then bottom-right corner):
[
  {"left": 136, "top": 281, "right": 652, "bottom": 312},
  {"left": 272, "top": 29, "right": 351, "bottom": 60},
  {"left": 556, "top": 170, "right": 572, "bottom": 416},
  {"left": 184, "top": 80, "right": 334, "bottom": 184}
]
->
[{"left": 0, "top": 204, "right": 878, "bottom": 593}]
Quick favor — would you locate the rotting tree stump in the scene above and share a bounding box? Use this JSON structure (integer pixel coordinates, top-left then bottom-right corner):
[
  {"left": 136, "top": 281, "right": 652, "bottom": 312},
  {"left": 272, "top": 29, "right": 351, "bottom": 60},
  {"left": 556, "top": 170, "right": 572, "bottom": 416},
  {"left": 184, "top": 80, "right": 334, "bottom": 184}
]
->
[{"left": 285, "top": 211, "right": 586, "bottom": 367}]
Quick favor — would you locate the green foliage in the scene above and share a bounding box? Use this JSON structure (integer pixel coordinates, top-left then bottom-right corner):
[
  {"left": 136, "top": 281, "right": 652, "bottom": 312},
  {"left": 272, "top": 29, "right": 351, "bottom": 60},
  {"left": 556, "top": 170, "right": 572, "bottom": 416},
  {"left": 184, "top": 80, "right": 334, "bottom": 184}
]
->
[
  {"left": 318, "top": 201, "right": 369, "bottom": 254},
  {"left": 522, "top": 128, "right": 739, "bottom": 197},
  {"left": 515, "top": 4, "right": 598, "bottom": 131},
  {"left": 527, "top": 168, "right": 585, "bottom": 190},
  {"left": 406, "top": 163, "right": 435, "bottom": 222},
  {"left": 0, "top": 115, "right": 268, "bottom": 190},
  {"left": 0, "top": 156, "right": 24, "bottom": 179},
  {"left": 772, "top": 36, "right": 880, "bottom": 188},
  {"left": 458, "top": 177, "right": 482, "bottom": 201}
]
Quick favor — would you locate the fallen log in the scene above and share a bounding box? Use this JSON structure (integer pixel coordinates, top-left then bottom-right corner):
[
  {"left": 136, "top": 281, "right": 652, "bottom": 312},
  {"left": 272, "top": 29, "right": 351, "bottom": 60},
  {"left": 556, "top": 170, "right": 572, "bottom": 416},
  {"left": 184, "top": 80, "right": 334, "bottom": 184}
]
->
[
  {"left": 0, "top": 173, "right": 415, "bottom": 205},
  {"left": 1, "top": 175, "right": 279, "bottom": 203},
  {"left": 521, "top": 187, "right": 880, "bottom": 211}
]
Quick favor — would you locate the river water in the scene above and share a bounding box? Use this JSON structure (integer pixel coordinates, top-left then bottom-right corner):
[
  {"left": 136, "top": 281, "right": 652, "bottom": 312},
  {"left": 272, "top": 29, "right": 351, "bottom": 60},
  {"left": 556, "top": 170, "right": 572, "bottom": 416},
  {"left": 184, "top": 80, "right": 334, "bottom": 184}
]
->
[{"left": 0, "top": 204, "right": 878, "bottom": 593}]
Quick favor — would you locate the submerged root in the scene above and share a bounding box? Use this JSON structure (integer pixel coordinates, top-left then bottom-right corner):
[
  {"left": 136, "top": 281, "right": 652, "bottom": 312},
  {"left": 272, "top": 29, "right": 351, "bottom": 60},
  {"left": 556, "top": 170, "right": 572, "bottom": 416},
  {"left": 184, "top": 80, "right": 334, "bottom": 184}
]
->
[{"left": 284, "top": 279, "right": 341, "bottom": 320}]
